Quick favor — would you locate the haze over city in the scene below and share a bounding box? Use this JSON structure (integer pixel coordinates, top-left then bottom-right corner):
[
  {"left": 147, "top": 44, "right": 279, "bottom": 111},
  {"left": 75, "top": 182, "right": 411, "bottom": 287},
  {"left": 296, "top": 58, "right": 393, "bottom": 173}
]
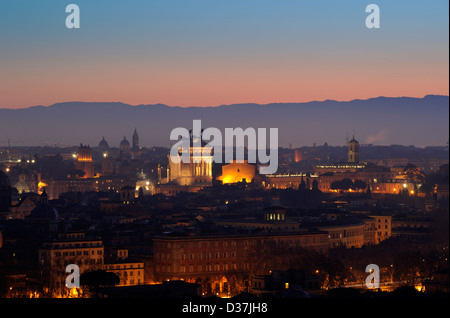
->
[{"left": 0, "top": 95, "right": 449, "bottom": 148}]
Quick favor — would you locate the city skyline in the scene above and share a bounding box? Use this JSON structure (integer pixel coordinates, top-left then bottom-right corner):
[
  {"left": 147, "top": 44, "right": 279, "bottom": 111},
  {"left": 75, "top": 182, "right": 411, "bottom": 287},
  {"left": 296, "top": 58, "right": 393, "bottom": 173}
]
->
[
  {"left": 0, "top": 95, "right": 448, "bottom": 148},
  {"left": 0, "top": 0, "right": 448, "bottom": 305}
]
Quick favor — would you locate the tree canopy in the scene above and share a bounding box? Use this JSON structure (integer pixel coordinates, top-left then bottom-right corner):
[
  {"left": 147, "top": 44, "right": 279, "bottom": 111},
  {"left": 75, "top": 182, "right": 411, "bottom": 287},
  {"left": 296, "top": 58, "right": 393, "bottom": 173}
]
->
[{"left": 80, "top": 270, "right": 120, "bottom": 297}]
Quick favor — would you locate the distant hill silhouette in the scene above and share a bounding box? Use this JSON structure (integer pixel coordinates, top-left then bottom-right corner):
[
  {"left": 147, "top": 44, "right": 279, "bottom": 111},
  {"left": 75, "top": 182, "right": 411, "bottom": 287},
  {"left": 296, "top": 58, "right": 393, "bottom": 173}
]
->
[{"left": 0, "top": 95, "right": 448, "bottom": 148}]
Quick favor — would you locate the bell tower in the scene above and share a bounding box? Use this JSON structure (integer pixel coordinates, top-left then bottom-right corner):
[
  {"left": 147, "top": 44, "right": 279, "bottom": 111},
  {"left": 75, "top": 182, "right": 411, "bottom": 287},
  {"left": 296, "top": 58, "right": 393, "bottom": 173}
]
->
[
  {"left": 348, "top": 135, "right": 360, "bottom": 163},
  {"left": 132, "top": 129, "right": 139, "bottom": 150}
]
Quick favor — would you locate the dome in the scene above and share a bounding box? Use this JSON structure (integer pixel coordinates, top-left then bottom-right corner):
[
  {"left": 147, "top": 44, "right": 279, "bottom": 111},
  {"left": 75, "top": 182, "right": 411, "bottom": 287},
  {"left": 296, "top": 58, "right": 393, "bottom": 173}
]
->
[
  {"left": 120, "top": 137, "right": 130, "bottom": 147},
  {"left": 27, "top": 190, "right": 58, "bottom": 220},
  {"left": 98, "top": 137, "right": 109, "bottom": 149},
  {"left": 28, "top": 204, "right": 59, "bottom": 220},
  {"left": 0, "top": 171, "right": 10, "bottom": 188}
]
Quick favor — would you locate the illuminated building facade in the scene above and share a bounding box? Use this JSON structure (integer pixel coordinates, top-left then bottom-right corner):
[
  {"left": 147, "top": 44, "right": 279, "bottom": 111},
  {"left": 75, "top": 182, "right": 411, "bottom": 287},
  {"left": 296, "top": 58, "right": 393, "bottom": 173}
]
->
[
  {"left": 302, "top": 215, "right": 392, "bottom": 248},
  {"left": 360, "top": 216, "right": 377, "bottom": 246},
  {"left": 372, "top": 215, "right": 392, "bottom": 243},
  {"left": 158, "top": 133, "right": 213, "bottom": 195},
  {"left": 371, "top": 181, "right": 416, "bottom": 195},
  {"left": 42, "top": 177, "right": 136, "bottom": 200},
  {"left": 315, "top": 220, "right": 366, "bottom": 248},
  {"left": 262, "top": 173, "right": 318, "bottom": 190},
  {"left": 152, "top": 232, "right": 329, "bottom": 296},
  {"left": 38, "top": 232, "right": 104, "bottom": 295},
  {"left": 218, "top": 160, "right": 256, "bottom": 184},
  {"left": 75, "top": 144, "right": 95, "bottom": 178},
  {"left": 294, "top": 149, "right": 304, "bottom": 162},
  {"left": 314, "top": 165, "right": 409, "bottom": 193},
  {"left": 45, "top": 179, "right": 96, "bottom": 200},
  {"left": 168, "top": 146, "right": 213, "bottom": 187},
  {"left": 104, "top": 261, "right": 145, "bottom": 286}
]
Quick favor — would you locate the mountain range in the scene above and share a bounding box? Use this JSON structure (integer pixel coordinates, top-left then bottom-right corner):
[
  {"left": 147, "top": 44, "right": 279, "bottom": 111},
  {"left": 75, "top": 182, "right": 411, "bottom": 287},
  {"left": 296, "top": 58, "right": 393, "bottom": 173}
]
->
[{"left": 0, "top": 95, "right": 448, "bottom": 148}]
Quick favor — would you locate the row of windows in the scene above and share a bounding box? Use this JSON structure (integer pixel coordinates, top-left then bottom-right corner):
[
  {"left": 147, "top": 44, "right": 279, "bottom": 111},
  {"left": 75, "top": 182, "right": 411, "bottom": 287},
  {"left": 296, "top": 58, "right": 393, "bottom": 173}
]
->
[
  {"left": 111, "top": 269, "right": 142, "bottom": 277},
  {"left": 157, "top": 236, "right": 327, "bottom": 253},
  {"left": 106, "top": 264, "right": 143, "bottom": 270},
  {"left": 180, "top": 252, "right": 237, "bottom": 260},
  {"left": 46, "top": 258, "right": 103, "bottom": 265},
  {"left": 125, "top": 279, "right": 141, "bottom": 285},
  {"left": 329, "top": 232, "right": 362, "bottom": 239},
  {"left": 65, "top": 234, "right": 84, "bottom": 239},
  {"left": 157, "top": 263, "right": 238, "bottom": 273},
  {"left": 53, "top": 249, "right": 102, "bottom": 257},
  {"left": 346, "top": 240, "right": 363, "bottom": 247},
  {"left": 157, "top": 251, "right": 237, "bottom": 260},
  {"left": 158, "top": 240, "right": 270, "bottom": 249},
  {"left": 52, "top": 242, "right": 102, "bottom": 249},
  {"left": 164, "top": 190, "right": 180, "bottom": 195},
  {"left": 177, "top": 241, "right": 238, "bottom": 249}
]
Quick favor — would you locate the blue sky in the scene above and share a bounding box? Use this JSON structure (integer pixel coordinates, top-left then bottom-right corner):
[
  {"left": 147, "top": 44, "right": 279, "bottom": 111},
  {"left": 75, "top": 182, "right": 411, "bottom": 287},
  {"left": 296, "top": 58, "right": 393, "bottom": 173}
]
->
[{"left": 0, "top": 0, "right": 448, "bottom": 108}]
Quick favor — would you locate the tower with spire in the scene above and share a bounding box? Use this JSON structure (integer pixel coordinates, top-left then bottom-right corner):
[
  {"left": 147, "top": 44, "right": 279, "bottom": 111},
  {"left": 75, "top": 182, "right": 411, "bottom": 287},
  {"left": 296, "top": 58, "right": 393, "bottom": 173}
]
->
[
  {"left": 348, "top": 134, "right": 360, "bottom": 163},
  {"left": 132, "top": 128, "right": 140, "bottom": 150}
]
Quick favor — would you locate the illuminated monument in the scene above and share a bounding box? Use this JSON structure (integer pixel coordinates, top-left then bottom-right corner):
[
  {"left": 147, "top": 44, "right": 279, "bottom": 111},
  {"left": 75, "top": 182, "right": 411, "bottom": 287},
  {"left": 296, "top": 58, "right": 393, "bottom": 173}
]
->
[
  {"left": 168, "top": 130, "right": 213, "bottom": 186},
  {"left": 157, "top": 130, "right": 213, "bottom": 195},
  {"left": 218, "top": 160, "right": 256, "bottom": 184},
  {"left": 76, "top": 144, "right": 95, "bottom": 178}
]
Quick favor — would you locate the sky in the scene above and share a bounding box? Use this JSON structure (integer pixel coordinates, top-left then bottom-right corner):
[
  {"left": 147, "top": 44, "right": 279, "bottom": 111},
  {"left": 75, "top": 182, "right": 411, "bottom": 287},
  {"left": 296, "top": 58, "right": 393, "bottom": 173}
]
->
[{"left": 0, "top": 0, "right": 448, "bottom": 109}]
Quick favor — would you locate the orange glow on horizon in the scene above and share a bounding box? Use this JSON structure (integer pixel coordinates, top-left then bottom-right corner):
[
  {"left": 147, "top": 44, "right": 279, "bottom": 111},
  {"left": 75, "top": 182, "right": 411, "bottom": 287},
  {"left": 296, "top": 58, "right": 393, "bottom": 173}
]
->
[{"left": 1, "top": 57, "right": 448, "bottom": 109}]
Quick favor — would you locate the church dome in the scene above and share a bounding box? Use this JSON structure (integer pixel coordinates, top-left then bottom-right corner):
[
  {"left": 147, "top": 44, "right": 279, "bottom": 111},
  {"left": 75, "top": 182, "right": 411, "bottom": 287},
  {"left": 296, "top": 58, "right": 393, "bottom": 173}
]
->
[
  {"left": 29, "top": 204, "right": 59, "bottom": 220},
  {"left": 27, "top": 190, "right": 59, "bottom": 220},
  {"left": 120, "top": 136, "right": 131, "bottom": 153},
  {"left": 0, "top": 171, "right": 10, "bottom": 188},
  {"left": 120, "top": 137, "right": 130, "bottom": 147},
  {"left": 99, "top": 137, "right": 109, "bottom": 149}
]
